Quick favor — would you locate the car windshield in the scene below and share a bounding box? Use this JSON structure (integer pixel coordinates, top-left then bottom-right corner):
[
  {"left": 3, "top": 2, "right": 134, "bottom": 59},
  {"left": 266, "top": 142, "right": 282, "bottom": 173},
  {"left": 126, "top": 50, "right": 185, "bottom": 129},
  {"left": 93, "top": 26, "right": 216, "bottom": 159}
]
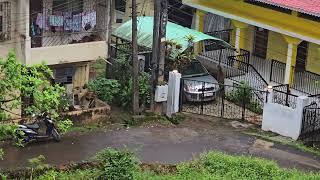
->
[{"left": 182, "top": 62, "right": 208, "bottom": 76}]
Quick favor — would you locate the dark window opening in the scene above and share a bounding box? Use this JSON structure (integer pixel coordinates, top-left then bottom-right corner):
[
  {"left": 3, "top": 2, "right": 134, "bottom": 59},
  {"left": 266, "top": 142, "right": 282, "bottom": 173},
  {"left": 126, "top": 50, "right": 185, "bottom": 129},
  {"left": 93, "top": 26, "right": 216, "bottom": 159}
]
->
[
  {"left": 298, "top": 13, "right": 320, "bottom": 23},
  {"left": 0, "top": 2, "right": 11, "bottom": 42},
  {"left": 54, "top": 67, "right": 74, "bottom": 85},
  {"left": 253, "top": 27, "right": 269, "bottom": 59},
  {"left": 115, "top": 0, "right": 126, "bottom": 12},
  {"left": 244, "top": 0, "right": 292, "bottom": 14},
  {"left": 296, "top": 41, "right": 309, "bottom": 72},
  {"left": 168, "top": 0, "right": 194, "bottom": 28}
]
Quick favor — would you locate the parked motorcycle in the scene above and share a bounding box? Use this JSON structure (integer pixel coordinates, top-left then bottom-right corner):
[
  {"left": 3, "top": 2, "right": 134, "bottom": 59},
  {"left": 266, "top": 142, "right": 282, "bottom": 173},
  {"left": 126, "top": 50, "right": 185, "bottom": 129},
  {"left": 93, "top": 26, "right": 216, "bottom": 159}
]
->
[{"left": 16, "top": 112, "right": 61, "bottom": 143}]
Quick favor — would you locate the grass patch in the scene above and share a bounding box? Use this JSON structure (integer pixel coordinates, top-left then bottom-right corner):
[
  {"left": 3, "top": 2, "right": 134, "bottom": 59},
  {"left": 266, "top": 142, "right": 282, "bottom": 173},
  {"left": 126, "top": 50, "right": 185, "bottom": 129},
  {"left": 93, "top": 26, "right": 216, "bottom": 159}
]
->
[
  {"left": 28, "top": 149, "right": 320, "bottom": 180},
  {"left": 244, "top": 130, "right": 320, "bottom": 157}
]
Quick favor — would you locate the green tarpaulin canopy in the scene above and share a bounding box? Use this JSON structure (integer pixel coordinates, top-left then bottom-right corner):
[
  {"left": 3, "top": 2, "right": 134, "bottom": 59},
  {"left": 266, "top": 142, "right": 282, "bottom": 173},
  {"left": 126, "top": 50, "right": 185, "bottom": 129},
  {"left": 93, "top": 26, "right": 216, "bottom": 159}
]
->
[{"left": 113, "top": 16, "right": 231, "bottom": 53}]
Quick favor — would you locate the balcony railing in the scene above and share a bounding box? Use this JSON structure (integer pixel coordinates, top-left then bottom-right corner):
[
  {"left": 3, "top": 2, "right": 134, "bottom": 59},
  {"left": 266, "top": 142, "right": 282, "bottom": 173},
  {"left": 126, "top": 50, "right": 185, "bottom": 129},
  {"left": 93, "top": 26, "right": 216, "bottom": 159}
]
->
[
  {"left": 270, "top": 60, "right": 320, "bottom": 95},
  {"left": 30, "top": 0, "right": 107, "bottom": 48}
]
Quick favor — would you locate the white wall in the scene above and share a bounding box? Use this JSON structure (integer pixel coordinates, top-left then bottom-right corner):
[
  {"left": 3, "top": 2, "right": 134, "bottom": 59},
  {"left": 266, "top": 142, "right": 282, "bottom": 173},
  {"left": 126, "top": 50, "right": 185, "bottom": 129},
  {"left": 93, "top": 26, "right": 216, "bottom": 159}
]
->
[{"left": 262, "top": 94, "right": 309, "bottom": 140}]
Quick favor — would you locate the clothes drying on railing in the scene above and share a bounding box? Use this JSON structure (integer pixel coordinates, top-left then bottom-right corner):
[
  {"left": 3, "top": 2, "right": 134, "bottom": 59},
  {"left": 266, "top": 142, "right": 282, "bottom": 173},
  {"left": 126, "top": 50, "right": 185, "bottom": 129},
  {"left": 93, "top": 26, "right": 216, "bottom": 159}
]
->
[{"left": 34, "top": 10, "right": 97, "bottom": 33}]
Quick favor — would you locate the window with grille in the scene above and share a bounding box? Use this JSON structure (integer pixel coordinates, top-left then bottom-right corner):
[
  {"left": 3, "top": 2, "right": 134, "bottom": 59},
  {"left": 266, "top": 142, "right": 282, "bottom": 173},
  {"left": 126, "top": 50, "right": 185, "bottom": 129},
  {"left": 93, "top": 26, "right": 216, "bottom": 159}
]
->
[
  {"left": 296, "top": 41, "right": 309, "bottom": 72},
  {"left": 54, "top": 67, "right": 74, "bottom": 84},
  {"left": 0, "top": 2, "right": 11, "bottom": 42},
  {"left": 253, "top": 27, "right": 269, "bottom": 59}
]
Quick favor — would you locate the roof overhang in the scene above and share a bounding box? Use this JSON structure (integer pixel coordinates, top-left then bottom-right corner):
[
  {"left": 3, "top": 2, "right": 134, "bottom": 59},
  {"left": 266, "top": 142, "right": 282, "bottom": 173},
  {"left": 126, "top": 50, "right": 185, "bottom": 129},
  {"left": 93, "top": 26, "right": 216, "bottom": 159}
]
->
[{"left": 113, "top": 16, "right": 231, "bottom": 53}]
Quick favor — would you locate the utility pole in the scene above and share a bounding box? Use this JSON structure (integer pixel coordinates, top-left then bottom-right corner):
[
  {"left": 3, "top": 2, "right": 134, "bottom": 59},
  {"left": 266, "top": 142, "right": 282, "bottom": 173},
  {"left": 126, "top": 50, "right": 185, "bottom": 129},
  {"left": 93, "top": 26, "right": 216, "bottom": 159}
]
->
[
  {"left": 132, "top": 0, "right": 140, "bottom": 114},
  {"left": 105, "top": 0, "right": 113, "bottom": 78},
  {"left": 158, "top": 0, "right": 168, "bottom": 83},
  {"left": 151, "top": 0, "right": 168, "bottom": 114},
  {"left": 150, "top": 0, "right": 161, "bottom": 111}
]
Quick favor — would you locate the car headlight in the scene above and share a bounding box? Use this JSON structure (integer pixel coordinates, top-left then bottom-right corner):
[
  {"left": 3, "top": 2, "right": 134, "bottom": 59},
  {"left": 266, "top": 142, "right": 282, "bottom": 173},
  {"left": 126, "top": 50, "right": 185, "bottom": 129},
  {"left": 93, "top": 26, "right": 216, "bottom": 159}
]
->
[{"left": 184, "top": 84, "right": 196, "bottom": 92}]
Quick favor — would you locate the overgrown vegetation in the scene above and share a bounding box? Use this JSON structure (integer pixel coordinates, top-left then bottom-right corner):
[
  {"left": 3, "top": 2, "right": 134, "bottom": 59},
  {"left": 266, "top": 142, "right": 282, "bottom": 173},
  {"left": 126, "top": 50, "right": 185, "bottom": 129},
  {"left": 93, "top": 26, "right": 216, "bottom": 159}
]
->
[
  {"left": 88, "top": 78, "right": 121, "bottom": 103},
  {"left": 0, "top": 148, "right": 4, "bottom": 160},
  {"left": 166, "top": 35, "right": 196, "bottom": 72},
  {"left": 226, "top": 81, "right": 263, "bottom": 114},
  {"left": 95, "top": 148, "right": 139, "bottom": 180},
  {"left": 29, "top": 149, "right": 320, "bottom": 180},
  {"left": 56, "top": 119, "right": 73, "bottom": 134},
  {"left": 0, "top": 52, "right": 72, "bottom": 144}
]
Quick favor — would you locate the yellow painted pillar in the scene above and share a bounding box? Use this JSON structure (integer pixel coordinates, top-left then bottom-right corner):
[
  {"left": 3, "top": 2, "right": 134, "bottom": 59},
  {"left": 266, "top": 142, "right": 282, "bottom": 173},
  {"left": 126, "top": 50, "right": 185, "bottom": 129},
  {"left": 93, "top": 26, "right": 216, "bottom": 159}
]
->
[
  {"left": 231, "top": 20, "right": 248, "bottom": 53},
  {"left": 282, "top": 35, "right": 302, "bottom": 85},
  {"left": 194, "top": 10, "right": 206, "bottom": 54}
]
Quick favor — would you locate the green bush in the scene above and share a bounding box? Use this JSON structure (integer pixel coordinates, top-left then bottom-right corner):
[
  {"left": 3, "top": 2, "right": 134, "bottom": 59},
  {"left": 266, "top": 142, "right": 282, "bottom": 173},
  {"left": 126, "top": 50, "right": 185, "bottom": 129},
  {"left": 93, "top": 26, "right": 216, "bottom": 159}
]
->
[
  {"left": 57, "top": 119, "right": 73, "bottom": 134},
  {"left": 88, "top": 78, "right": 121, "bottom": 103},
  {"left": 95, "top": 148, "right": 139, "bottom": 180},
  {"left": 0, "top": 148, "right": 4, "bottom": 160},
  {"left": 0, "top": 124, "right": 17, "bottom": 141},
  {"left": 120, "top": 72, "right": 151, "bottom": 109},
  {"left": 36, "top": 169, "right": 100, "bottom": 180},
  {"left": 227, "top": 81, "right": 263, "bottom": 114}
]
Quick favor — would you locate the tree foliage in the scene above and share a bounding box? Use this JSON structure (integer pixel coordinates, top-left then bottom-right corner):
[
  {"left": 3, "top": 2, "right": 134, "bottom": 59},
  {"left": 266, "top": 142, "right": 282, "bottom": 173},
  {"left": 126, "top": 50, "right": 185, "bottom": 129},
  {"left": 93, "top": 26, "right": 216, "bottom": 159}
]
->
[{"left": 0, "top": 52, "right": 67, "bottom": 121}]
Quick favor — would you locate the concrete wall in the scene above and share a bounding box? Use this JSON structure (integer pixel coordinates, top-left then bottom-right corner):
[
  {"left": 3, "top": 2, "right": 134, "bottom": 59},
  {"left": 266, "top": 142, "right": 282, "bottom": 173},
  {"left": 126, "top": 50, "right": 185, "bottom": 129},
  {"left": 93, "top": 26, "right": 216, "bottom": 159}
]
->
[
  {"left": 0, "top": 0, "right": 26, "bottom": 63},
  {"left": 262, "top": 94, "right": 309, "bottom": 140},
  {"left": 29, "top": 41, "right": 107, "bottom": 65}
]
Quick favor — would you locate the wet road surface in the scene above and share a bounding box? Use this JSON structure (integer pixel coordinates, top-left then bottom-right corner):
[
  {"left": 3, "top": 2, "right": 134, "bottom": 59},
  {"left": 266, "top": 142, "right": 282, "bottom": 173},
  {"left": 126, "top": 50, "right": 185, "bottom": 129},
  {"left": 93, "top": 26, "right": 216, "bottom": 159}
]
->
[{"left": 1, "top": 116, "right": 320, "bottom": 171}]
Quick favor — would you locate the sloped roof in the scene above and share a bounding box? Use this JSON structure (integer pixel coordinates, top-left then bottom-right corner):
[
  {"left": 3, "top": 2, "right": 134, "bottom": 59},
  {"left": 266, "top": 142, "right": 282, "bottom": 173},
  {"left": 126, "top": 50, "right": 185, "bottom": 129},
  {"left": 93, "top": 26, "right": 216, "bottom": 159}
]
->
[
  {"left": 254, "top": 0, "right": 320, "bottom": 17},
  {"left": 113, "top": 16, "right": 230, "bottom": 53}
]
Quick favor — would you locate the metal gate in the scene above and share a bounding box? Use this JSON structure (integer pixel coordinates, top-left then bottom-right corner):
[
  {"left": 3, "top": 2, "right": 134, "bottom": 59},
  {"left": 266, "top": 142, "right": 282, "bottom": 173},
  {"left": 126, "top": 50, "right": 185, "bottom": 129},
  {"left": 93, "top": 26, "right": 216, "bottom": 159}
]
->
[
  {"left": 300, "top": 103, "right": 320, "bottom": 144},
  {"left": 179, "top": 78, "right": 267, "bottom": 123}
]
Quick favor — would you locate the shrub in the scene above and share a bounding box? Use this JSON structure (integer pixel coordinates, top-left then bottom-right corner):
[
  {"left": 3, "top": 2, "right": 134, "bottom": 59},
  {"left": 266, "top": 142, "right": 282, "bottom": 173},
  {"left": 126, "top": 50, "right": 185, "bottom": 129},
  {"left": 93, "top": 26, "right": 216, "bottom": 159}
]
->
[
  {"left": 0, "top": 148, "right": 4, "bottom": 160},
  {"left": 57, "top": 119, "right": 73, "bottom": 134},
  {"left": 95, "top": 148, "right": 139, "bottom": 180},
  {"left": 227, "top": 81, "right": 263, "bottom": 114},
  {"left": 0, "top": 124, "right": 17, "bottom": 141},
  {"left": 120, "top": 72, "right": 151, "bottom": 109},
  {"left": 88, "top": 78, "right": 121, "bottom": 103}
]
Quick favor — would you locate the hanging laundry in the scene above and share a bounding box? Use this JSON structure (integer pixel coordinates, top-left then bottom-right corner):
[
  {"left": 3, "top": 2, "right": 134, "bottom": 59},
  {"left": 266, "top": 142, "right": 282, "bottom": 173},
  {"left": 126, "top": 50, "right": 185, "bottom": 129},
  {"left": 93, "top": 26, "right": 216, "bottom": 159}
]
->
[
  {"left": 31, "top": 22, "right": 36, "bottom": 36},
  {"left": 49, "top": 15, "right": 64, "bottom": 27},
  {"left": 63, "top": 12, "right": 73, "bottom": 31},
  {"left": 72, "top": 13, "right": 82, "bottom": 31},
  {"left": 36, "top": 13, "right": 49, "bottom": 30},
  {"left": 82, "top": 11, "right": 96, "bottom": 31}
]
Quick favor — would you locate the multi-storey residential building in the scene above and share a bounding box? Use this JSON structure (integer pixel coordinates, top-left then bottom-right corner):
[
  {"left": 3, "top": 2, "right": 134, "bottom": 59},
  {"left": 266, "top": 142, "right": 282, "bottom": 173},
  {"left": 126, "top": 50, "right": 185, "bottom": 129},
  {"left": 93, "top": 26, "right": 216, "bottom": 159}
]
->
[
  {"left": 1, "top": 0, "right": 108, "bottom": 96},
  {"left": 184, "top": 0, "right": 320, "bottom": 95}
]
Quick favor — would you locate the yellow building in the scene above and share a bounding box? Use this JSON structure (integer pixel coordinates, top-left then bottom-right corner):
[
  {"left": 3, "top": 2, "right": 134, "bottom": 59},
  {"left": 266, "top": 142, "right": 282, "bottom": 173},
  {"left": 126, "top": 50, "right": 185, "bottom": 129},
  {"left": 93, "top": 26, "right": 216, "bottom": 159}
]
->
[{"left": 184, "top": 0, "right": 320, "bottom": 95}]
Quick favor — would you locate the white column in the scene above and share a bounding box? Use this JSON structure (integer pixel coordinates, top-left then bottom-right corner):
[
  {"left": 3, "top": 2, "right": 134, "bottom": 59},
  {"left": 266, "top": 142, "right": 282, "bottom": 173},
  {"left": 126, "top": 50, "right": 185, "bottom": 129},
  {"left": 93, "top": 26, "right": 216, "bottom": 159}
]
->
[
  {"left": 284, "top": 43, "right": 293, "bottom": 84},
  {"left": 166, "top": 71, "right": 181, "bottom": 117},
  {"left": 235, "top": 27, "right": 241, "bottom": 50},
  {"left": 234, "top": 27, "right": 241, "bottom": 56}
]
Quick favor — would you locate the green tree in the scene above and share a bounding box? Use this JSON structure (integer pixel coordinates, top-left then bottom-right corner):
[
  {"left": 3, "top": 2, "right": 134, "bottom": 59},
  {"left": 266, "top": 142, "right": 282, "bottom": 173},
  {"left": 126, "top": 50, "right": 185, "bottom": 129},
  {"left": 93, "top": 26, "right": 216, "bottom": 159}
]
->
[{"left": 0, "top": 52, "right": 67, "bottom": 120}]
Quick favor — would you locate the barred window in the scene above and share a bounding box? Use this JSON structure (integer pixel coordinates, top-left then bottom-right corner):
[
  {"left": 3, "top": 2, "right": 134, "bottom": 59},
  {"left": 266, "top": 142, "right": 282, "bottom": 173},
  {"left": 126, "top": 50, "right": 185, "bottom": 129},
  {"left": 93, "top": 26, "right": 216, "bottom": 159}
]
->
[{"left": 0, "top": 2, "right": 11, "bottom": 42}]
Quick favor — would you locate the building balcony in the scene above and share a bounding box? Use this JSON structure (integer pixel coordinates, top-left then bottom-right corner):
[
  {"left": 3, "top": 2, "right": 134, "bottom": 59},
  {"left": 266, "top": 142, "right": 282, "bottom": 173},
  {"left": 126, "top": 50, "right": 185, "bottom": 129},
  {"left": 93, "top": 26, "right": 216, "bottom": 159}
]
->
[{"left": 28, "top": 40, "right": 107, "bottom": 65}]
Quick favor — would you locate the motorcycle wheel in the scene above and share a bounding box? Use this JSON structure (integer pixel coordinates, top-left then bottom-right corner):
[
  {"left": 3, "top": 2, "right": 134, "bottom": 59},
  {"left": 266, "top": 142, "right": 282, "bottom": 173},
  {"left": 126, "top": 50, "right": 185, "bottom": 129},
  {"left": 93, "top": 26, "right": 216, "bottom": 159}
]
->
[{"left": 52, "top": 128, "right": 61, "bottom": 142}]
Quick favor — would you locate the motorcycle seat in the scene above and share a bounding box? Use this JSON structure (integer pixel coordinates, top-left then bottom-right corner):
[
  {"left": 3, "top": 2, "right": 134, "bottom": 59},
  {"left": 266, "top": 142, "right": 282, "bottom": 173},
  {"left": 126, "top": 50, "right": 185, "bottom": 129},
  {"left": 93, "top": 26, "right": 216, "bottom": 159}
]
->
[{"left": 25, "top": 124, "right": 40, "bottom": 130}]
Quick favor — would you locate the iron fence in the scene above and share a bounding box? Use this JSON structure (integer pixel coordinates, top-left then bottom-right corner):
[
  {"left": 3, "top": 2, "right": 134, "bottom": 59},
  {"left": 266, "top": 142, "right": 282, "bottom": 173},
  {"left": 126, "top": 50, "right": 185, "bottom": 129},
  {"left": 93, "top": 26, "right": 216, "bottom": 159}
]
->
[
  {"left": 270, "top": 60, "right": 286, "bottom": 84},
  {"left": 272, "top": 84, "right": 298, "bottom": 108},
  {"left": 180, "top": 79, "right": 267, "bottom": 123},
  {"left": 299, "top": 103, "right": 320, "bottom": 144},
  {"left": 293, "top": 70, "right": 320, "bottom": 95}
]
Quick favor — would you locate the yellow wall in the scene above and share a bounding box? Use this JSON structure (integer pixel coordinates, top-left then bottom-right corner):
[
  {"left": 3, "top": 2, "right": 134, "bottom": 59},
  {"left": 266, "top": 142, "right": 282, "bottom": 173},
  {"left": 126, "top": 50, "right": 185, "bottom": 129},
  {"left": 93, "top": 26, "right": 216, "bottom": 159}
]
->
[
  {"left": 185, "top": 0, "right": 320, "bottom": 42},
  {"left": 266, "top": 31, "right": 287, "bottom": 63},
  {"left": 306, "top": 43, "right": 320, "bottom": 74},
  {"left": 230, "top": 24, "right": 254, "bottom": 52}
]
